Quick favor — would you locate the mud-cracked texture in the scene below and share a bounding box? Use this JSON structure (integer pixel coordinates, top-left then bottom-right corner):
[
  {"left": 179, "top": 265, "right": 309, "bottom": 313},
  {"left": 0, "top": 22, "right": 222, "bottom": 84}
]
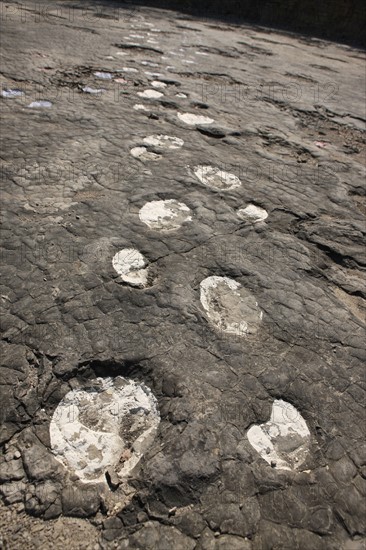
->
[{"left": 0, "top": 1, "right": 365, "bottom": 549}]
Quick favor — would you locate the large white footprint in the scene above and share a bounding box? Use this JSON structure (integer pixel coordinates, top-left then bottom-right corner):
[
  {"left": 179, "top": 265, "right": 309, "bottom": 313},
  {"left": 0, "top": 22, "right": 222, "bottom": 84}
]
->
[
  {"left": 238, "top": 204, "right": 268, "bottom": 223},
  {"left": 130, "top": 135, "right": 184, "bottom": 161},
  {"left": 50, "top": 377, "right": 160, "bottom": 483},
  {"left": 200, "top": 276, "right": 263, "bottom": 335},
  {"left": 142, "top": 135, "right": 184, "bottom": 149},
  {"left": 178, "top": 112, "right": 214, "bottom": 125},
  {"left": 139, "top": 199, "right": 192, "bottom": 231},
  {"left": 247, "top": 399, "right": 311, "bottom": 470},
  {"left": 137, "top": 89, "right": 163, "bottom": 99},
  {"left": 193, "top": 165, "right": 241, "bottom": 191},
  {"left": 130, "top": 147, "right": 160, "bottom": 161},
  {"left": 112, "top": 248, "right": 149, "bottom": 287}
]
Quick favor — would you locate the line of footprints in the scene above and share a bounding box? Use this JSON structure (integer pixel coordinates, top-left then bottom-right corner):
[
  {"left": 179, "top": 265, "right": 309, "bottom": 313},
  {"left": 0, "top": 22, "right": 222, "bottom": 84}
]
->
[
  {"left": 4, "top": 52, "right": 312, "bottom": 484},
  {"left": 97, "top": 130, "right": 311, "bottom": 481},
  {"left": 124, "top": 131, "right": 267, "bottom": 337},
  {"left": 1, "top": 92, "right": 313, "bottom": 484}
]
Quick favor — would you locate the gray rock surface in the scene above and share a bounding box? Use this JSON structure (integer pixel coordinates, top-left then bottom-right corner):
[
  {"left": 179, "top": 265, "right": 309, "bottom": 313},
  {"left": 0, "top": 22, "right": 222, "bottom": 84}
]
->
[{"left": 0, "top": 0, "right": 365, "bottom": 548}]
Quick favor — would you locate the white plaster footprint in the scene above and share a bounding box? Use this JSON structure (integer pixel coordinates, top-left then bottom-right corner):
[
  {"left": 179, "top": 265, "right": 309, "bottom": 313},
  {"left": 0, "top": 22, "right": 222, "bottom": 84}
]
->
[
  {"left": 94, "top": 72, "right": 113, "bottom": 79},
  {"left": 28, "top": 101, "right": 52, "bottom": 108},
  {"left": 247, "top": 400, "right": 311, "bottom": 470},
  {"left": 1, "top": 89, "right": 24, "bottom": 98},
  {"left": 139, "top": 200, "right": 192, "bottom": 231},
  {"left": 178, "top": 112, "right": 214, "bottom": 125},
  {"left": 112, "top": 248, "right": 149, "bottom": 287},
  {"left": 142, "top": 134, "right": 184, "bottom": 150},
  {"left": 238, "top": 204, "right": 268, "bottom": 223},
  {"left": 200, "top": 276, "right": 263, "bottom": 335},
  {"left": 50, "top": 377, "right": 160, "bottom": 483},
  {"left": 193, "top": 166, "right": 241, "bottom": 191},
  {"left": 130, "top": 147, "right": 160, "bottom": 161},
  {"left": 137, "top": 89, "right": 163, "bottom": 99}
]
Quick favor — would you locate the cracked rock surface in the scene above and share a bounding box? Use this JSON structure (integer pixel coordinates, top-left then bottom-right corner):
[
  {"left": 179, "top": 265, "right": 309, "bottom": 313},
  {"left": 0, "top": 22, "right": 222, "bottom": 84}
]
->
[{"left": 0, "top": 1, "right": 365, "bottom": 549}]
